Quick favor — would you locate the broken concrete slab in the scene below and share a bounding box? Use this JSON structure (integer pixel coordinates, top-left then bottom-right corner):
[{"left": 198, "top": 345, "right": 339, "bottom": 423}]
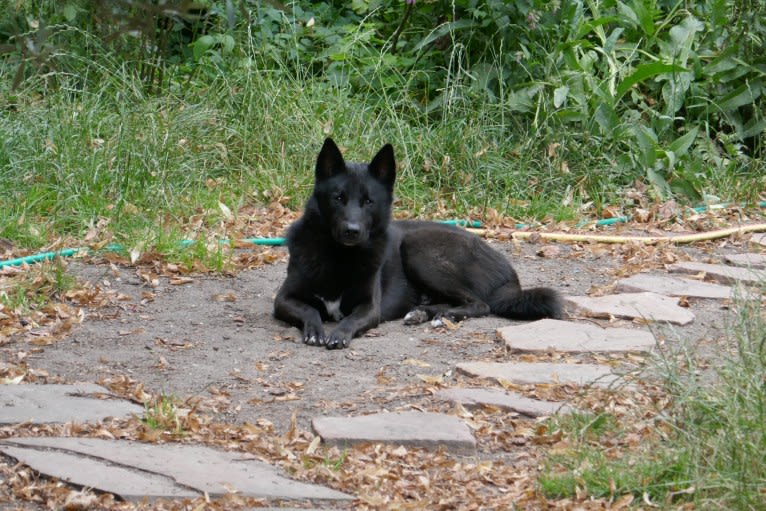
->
[
  {"left": 312, "top": 411, "right": 475, "bottom": 453},
  {"left": 668, "top": 261, "right": 766, "bottom": 286},
  {"left": 0, "top": 442, "right": 195, "bottom": 499},
  {"left": 750, "top": 233, "right": 766, "bottom": 248},
  {"left": 497, "top": 318, "right": 656, "bottom": 353},
  {"left": 0, "top": 437, "right": 352, "bottom": 501},
  {"left": 435, "top": 387, "right": 574, "bottom": 417},
  {"left": 456, "top": 361, "right": 621, "bottom": 387},
  {"left": 565, "top": 292, "right": 694, "bottom": 325},
  {"left": 0, "top": 383, "right": 144, "bottom": 424},
  {"left": 723, "top": 253, "right": 766, "bottom": 269},
  {"left": 614, "top": 274, "right": 733, "bottom": 299}
]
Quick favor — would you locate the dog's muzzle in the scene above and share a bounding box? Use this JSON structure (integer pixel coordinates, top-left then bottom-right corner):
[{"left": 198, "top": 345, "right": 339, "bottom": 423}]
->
[{"left": 337, "top": 222, "right": 364, "bottom": 246}]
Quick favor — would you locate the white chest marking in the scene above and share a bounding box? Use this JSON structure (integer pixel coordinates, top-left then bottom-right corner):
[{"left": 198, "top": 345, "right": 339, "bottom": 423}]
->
[{"left": 317, "top": 295, "right": 344, "bottom": 321}]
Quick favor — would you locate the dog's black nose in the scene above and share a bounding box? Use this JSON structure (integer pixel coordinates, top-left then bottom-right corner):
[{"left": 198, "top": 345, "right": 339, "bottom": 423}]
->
[
  {"left": 337, "top": 222, "right": 365, "bottom": 246},
  {"left": 343, "top": 223, "right": 361, "bottom": 239}
]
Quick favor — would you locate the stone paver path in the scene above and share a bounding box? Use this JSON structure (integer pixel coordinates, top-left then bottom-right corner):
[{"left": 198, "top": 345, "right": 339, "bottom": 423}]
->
[
  {"left": 497, "top": 318, "right": 656, "bottom": 353},
  {"left": 614, "top": 273, "right": 734, "bottom": 299},
  {"left": 456, "top": 361, "right": 622, "bottom": 387},
  {"left": 565, "top": 292, "right": 695, "bottom": 325},
  {"left": 435, "top": 387, "right": 574, "bottom": 417},
  {"left": 724, "top": 253, "right": 766, "bottom": 269},
  {"left": 0, "top": 384, "right": 143, "bottom": 424},
  {"left": 750, "top": 233, "right": 766, "bottom": 248},
  {"left": 668, "top": 261, "right": 766, "bottom": 286},
  {"left": 0, "top": 437, "right": 352, "bottom": 502},
  {"left": 312, "top": 411, "right": 475, "bottom": 453}
]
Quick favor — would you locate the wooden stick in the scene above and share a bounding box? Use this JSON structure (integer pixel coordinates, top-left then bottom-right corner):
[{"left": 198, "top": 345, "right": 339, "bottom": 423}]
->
[{"left": 467, "top": 223, "right": 766, "bottom": 245}]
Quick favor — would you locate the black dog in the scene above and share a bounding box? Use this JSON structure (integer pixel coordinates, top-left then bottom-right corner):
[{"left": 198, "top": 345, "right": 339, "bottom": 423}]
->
[{"left": 274, "top": 138, "right": 562, "bottom": 349}]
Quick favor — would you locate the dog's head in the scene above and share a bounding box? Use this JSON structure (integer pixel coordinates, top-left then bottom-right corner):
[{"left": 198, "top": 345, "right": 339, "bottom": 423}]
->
[{"left": 313, "top": 138, "right": 396, "bottom": 247}]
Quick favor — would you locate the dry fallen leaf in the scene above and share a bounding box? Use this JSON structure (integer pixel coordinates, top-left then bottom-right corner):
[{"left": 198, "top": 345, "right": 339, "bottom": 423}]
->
[
  {"left": 129, "top": 246, "right": 141, "bottom": 264},
  {"left": 218, "top": 201, "right": 234, "bottom": 222},
  {"left": 211, "top": 292, "right": 237, "bottom": 302},
  {"left": 536, "top": 245, "right": 562, "bottom": 258},
  {"left": 417, "top": 374, "right": 444, "bottom": 385},
  {"left": 305, "top": 435, "right": 321, "bottom": 455},
  {"left": 63, "top": 490, "right": 99, "bottom": 510},
  {"left": 401, "top": 358, "right": 431, "bottom": 368},
  {"left": 136, "top": 270, "right": 159, "bottom": 287},
  {"left": 2, "top": 374, "right": 24, "bottom": 384}
]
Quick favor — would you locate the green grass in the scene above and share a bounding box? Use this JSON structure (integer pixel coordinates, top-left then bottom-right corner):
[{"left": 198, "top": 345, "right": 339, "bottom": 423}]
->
[
  {"left": 1, "top": 69, "right": 540, "bottom": 251},
  {"left": 540, "top": 448, "right": 685, "bottom": 502},
  {"left": 142, "top": 394, "right": 185, "bottom": 435},
  {"left": 0, "top": 13, "right": 764, "bottom": 268},
  {"left": 539, "top": 294, "right": 766, "bottom": 508},
  {"left": 0, "top": 260, "right": 76, "bottom": 312},
  {"left": 2, "top": 50, "right": 762, "bottom": 263},
  {"left": 301, "top": 448, "right": 349, "bottom": 472}
]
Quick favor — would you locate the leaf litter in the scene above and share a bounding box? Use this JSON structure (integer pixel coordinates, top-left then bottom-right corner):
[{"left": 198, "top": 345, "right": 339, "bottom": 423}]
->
[
  {"left": 0, "top": 375, "right": 669, "bottom": 509},
  {"left": 1, "top": 203, "right": 763, "bottom": 508}
]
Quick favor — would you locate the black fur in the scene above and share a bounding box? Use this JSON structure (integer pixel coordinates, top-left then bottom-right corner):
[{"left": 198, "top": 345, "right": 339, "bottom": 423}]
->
[{"left": 274, "top": 138, "right": 562, "bottom": 349}]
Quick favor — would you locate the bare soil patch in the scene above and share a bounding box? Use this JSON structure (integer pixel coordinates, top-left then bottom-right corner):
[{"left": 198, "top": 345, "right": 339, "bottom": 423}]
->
[{"left": 20, "top": 241, "right": 734, "bottom": 434}]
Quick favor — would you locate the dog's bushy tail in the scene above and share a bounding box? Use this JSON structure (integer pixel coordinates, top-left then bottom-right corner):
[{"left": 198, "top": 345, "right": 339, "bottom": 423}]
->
[{"left": 489, "top": 285, "right": 563, "bottom": 320}]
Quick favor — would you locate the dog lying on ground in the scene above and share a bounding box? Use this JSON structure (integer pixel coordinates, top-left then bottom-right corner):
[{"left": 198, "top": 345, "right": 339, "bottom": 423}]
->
[{"left": 274, "top": 138, "right": 562, "bottom": 349}]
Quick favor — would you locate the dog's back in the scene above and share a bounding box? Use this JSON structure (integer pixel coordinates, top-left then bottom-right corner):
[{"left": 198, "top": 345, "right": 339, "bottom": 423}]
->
[{"left": 393, "top": 221, "right": 562, "bottom": 322}]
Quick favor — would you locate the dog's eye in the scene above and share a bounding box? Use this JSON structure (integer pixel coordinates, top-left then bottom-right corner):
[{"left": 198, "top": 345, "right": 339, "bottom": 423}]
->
[
  {"left": 334, "top": 193, "right": 345, "bottom": 203},
  {"left": 362, "top": 197, "right": 373, "bottom": 206}
]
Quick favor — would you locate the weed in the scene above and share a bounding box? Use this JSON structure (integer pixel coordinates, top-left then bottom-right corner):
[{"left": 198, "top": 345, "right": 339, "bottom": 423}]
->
[
  {"left": 540, "top": 448, "right": 683, "bottom": 501},
  {"left": 664, "top": 293, "right": 766, "bottom": 509},
  {"left": 539, "top": 290, "right": 766, "bottom": 508},
  {"left": 554, "top": 412, "right": 619, "bottom": 443},
  {"left": 322, "top": 449, "right": 348, "bottom": 471},
  {"left": 142, "top": 394, "right": 184, "bottom": 435},
  {"left": 301, "top": 447, "right": 348, "bottom": 471}
]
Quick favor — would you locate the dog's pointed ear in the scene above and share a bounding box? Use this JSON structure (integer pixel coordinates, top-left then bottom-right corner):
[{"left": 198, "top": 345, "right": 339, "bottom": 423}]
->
[
  {"left": 315, "top": 138, "right": 345, "bottom": 181},
  {"left": 368, "top": 143, "right": 396, "bottom": 189}
]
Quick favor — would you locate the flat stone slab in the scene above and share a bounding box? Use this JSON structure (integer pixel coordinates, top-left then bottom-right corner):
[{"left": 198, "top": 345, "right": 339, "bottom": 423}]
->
[
  {"left": 0, "top": 383, "right": 144, "bottom": 424},
  {"left": 668, "top": 261, "right": 766, "bottom": 286},
  {"left": 614, "top": 274, "right": 734, "bottom": 299},
  {"left": 723, "top": 253, "right": 766, "bottom": 269},
  {"left": 497, "top": 318, "right": 656, "bottom": 353},
  {"left": 565, "top": 292, "right": 695, "bottom": 325},
  {"left": 0, "top": 437, "right": 351, "bottom": 501},
  {"left": 456, "top": 361, "right": 621, "bottom": 387},
  {"left": 435, "top": 387, "right": 574, "bottom": 417},
  {"left": 312, "top": 411, "right": 475, "bottom": 453},
  {"left": 750, "top": 233, "right": 766, "bottom": 248}
]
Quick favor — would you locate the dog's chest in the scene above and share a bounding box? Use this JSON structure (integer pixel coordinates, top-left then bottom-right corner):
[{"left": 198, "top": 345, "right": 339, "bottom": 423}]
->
[{"left": 315, "top": 295, "right": 344, "bottom": 321}]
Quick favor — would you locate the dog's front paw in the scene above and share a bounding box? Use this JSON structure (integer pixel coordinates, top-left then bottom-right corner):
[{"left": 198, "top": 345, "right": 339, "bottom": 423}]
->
[
  {"left": 403, "top": 309, "right": 429, "bottom": 325},
  {"left": 430, "top": 313, "right": 457, "bottom": 328},
  {"left": 303, "top": 323, "right": 327, "bottom": 347},
  {"left": 325, "top": 328, "right": 352, "bottom": 350}
]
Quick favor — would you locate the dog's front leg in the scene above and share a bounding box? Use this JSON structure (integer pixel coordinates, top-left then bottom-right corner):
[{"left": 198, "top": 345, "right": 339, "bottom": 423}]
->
[
  {"left": 325, "top": 279, "right": 382, "bottom": 349},
  {"left": 275, "top": 298, "right": 326, "bottom": 346},
  {"left": 274, "top": 280, "right": 327, "bottom": 346},
  {"left": 325, "top": 304, "right": 380, "bottom": 349}
]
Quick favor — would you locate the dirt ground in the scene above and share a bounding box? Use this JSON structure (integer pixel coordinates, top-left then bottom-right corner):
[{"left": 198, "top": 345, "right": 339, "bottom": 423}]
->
[{"left": 22, "top": 239, "right": 739, "bottom": 435}]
